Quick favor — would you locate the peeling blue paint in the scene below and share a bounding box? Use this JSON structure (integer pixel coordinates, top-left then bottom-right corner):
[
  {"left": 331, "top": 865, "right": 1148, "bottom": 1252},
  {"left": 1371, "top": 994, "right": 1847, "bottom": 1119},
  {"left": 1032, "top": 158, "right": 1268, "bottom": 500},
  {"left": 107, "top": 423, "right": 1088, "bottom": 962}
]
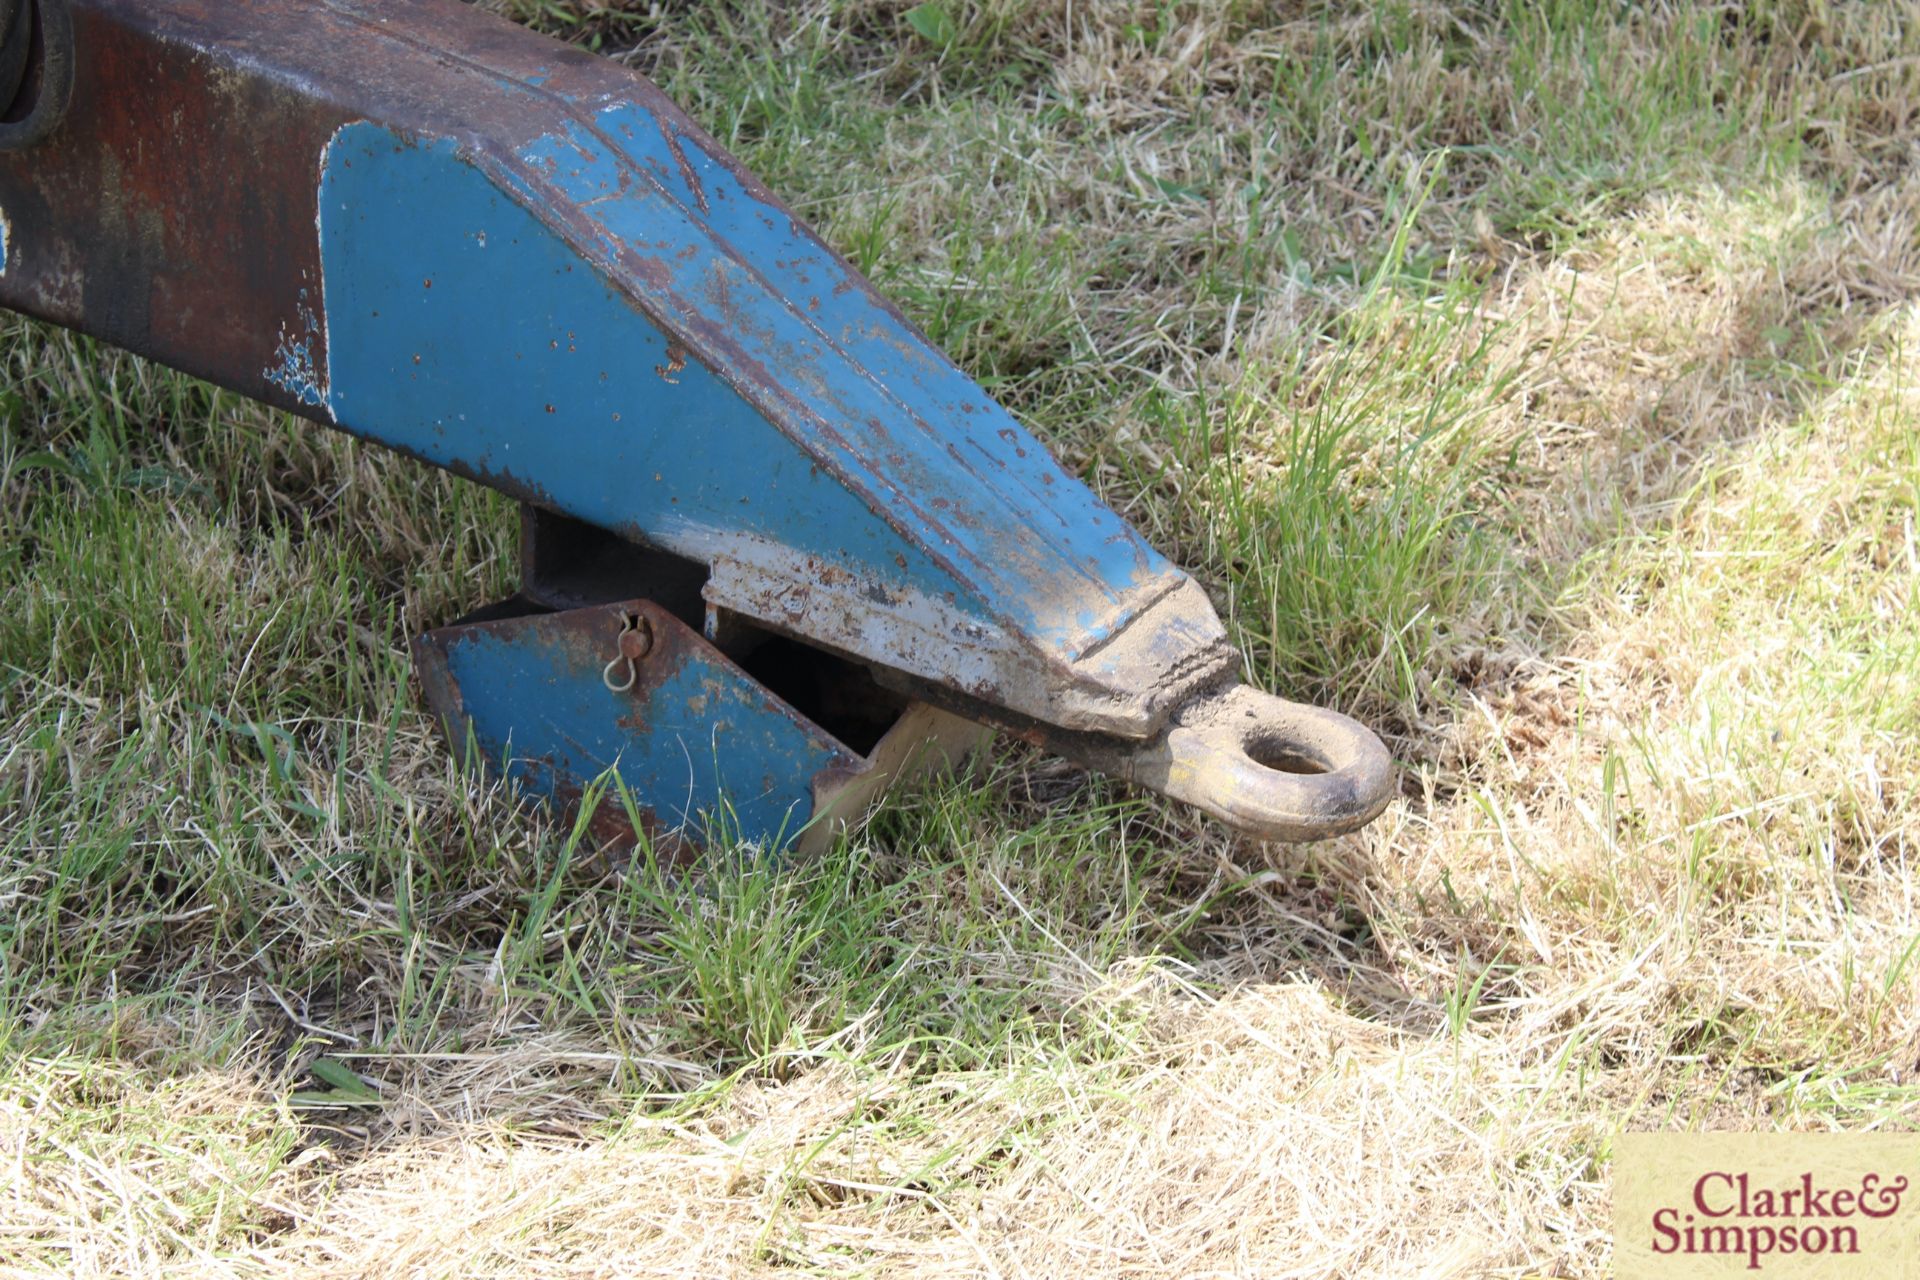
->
[
  {"left": 266, "top": 331, "right": 326, "bottom": 408},
  {"left": 265, "top": 295, "right": 328, "bottom": 408},
  {"left": 0, "top": 210, "right": 9, "bottom": 276}
]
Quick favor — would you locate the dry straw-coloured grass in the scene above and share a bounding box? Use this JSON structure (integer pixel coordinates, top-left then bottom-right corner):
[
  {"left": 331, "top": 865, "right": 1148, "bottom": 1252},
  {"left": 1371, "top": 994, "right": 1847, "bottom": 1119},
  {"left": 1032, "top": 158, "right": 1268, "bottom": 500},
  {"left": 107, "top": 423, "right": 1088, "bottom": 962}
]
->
[{"left": 4, "top": 0, "right": 1919, "bottom": 1275}]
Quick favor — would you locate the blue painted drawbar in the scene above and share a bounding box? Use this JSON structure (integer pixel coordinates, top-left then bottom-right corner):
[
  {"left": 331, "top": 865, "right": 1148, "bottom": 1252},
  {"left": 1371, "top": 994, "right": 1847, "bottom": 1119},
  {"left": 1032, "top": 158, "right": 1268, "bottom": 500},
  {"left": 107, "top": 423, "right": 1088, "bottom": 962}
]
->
[
  {"left": 0, "top": 0, "right": 1396, "bottom": 845},
  {"left": 300, "top": 102, "right": 1233, "bottom": 739}
]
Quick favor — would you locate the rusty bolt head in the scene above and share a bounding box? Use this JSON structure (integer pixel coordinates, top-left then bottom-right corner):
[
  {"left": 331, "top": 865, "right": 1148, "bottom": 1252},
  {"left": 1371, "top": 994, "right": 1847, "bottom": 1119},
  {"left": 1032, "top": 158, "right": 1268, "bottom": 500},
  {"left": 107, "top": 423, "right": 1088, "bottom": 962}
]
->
[{"left": 619, "top": 615, "right": 654, "bottom": 662}]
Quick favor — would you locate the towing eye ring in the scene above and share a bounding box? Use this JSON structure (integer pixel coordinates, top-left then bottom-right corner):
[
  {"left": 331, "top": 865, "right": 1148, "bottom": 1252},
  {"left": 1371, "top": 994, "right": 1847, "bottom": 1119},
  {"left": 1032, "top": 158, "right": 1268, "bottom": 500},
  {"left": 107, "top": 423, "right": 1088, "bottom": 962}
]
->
[
  {"left": 0, "top": 0, "right": 74, "bottom": 151},
  {"left": 1111, "top": 685, "right": 1396, "bottom": 843}
]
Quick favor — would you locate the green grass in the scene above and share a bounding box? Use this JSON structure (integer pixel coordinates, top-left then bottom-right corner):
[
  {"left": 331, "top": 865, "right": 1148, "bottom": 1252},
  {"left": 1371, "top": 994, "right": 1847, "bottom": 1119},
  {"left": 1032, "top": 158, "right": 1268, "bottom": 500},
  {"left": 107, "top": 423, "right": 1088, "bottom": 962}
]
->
[{"left": 5, "top": 0, "right": 1920, "bottom": 1274}]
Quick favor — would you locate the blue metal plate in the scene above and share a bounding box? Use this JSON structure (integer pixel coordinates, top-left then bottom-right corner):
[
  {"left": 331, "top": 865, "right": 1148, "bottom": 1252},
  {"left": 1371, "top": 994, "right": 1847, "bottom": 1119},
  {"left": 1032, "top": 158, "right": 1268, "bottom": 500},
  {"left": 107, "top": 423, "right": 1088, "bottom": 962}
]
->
[{"left": 413, "top": 599, "right": 862, "bottom": 849}]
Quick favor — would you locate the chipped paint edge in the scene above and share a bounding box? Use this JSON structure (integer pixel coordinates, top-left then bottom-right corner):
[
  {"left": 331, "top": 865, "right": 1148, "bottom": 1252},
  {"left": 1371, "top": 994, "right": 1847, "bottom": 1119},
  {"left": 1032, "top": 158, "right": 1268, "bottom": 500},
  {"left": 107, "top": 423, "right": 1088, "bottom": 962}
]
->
[{"left": 263, "top": 125, "right": 345, "bottom": 412}]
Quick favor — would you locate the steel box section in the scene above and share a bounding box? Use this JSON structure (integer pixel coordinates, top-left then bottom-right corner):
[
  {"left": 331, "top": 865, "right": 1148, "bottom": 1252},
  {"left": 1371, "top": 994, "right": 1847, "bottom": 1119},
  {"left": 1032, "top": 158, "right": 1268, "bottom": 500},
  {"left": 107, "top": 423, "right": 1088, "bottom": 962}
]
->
[{"left": 415, "top": 598, "right": 984, "bottom": 852}]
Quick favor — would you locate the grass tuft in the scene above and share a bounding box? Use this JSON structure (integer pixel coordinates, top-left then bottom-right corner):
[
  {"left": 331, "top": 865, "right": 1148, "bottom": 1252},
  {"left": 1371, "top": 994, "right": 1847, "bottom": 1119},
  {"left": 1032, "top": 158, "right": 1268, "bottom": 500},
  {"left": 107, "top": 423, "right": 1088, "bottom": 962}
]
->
[{"left": 5, "top": 0, "right": 1920, "bottom": 1274}]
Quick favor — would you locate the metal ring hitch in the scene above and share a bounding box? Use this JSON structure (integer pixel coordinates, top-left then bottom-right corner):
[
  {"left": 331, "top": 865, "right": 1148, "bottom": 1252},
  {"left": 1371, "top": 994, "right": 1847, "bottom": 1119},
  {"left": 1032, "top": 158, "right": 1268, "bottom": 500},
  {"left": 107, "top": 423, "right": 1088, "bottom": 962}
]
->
[{"left": 1104, "top": 685, "right": 1395, "bottom": 843}]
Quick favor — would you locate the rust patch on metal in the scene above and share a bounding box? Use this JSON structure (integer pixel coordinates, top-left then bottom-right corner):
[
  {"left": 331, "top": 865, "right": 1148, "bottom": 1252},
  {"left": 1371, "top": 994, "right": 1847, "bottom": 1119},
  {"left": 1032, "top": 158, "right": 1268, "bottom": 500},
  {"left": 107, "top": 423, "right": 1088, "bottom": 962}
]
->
[
  {"left": 0, "top": 3, "right": 344, "bottom": 413},
  {"left": 654, "top": 341, "right": 686, "bottom": 383}
]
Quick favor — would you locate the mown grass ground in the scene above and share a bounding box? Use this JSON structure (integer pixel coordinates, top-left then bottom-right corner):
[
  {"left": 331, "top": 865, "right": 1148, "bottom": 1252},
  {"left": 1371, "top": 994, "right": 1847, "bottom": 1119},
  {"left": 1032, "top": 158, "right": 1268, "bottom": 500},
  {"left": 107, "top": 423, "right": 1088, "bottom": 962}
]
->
[{"left": 3, "top": 0, "right": 1918, "bottom": 1274}]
